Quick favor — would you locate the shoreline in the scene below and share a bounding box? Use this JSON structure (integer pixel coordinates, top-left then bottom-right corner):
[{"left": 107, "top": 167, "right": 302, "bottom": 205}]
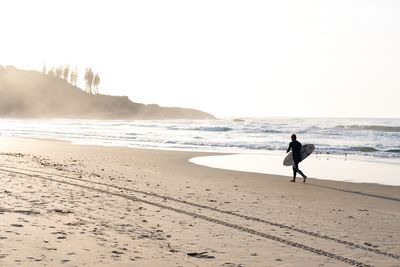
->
[
  {"left": 9, "top": 135, "right": 400, "bottom": 187},
  {"left": 0, "top": 137, "right": 399, "bottom": 266}
]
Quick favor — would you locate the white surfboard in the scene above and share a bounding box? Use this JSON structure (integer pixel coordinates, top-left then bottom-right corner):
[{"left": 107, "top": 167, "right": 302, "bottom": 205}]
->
[{"left": 283, "top": 144, "right": 315, "bottom": 166}]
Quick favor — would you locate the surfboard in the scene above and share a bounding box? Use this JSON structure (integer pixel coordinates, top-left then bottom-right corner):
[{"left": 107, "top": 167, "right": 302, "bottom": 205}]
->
[{"left": 283, "top": 144, "right": 315, "bottom": 166}]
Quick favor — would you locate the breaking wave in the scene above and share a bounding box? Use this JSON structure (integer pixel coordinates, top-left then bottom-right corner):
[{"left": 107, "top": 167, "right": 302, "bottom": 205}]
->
[
  {"left": 194, "top": 126, "right": 233, "bottom": 132},
  {"left": 334, "top": 125, "right": 400, "bottom": 132}
]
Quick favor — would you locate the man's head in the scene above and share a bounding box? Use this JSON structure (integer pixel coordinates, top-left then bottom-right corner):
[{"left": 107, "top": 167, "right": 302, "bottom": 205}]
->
[{"left": 291, "top": 134, "right": 297, "bottom": 141}]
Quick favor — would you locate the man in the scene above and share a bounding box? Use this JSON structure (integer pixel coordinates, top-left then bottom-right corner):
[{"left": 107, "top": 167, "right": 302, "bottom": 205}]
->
[{"left": 287, "top": 134, "right": 307, "bottom": 183}]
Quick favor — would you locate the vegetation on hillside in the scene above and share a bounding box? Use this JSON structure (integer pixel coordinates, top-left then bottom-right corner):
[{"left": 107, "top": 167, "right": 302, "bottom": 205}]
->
[
  {"left": 43, "top": 64, "right": 100, "bottom": 95},
  {"left": 0, "top": 65, "right": 215, "bottom": 120}
]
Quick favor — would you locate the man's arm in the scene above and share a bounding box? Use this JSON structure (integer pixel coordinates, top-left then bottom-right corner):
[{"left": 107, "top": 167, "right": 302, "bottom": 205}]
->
[{"left": 286, "top": 143, "right": 292, "bottom": 153}]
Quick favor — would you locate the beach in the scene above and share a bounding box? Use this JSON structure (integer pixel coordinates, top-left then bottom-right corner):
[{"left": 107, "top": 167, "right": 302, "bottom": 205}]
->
[{"left": 0, "top": 137, "right": 399, "bottom": 267}]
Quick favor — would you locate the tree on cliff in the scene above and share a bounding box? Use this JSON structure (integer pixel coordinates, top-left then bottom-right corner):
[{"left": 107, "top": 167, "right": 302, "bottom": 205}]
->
[
  {"left": 55, "top": 67, "right": 63, "bottom": 78},
  {"left": 62, "top": 65, "right": 70, "bottom": 80},
  {"left": 84, "top": 68, "right": 94, "bottom": 94},
  {"left": 93, "top": 73, "right": 100, "bottom": 94},
  {"left": 69, "top": 68, "right": 78, "bottom": 86}
]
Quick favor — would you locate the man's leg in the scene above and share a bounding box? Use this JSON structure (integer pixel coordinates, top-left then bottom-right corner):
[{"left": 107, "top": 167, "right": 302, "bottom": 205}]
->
[
  {"left": 296, "top": 163, "right": 307, "bottom": 182},
  {"left": 291, "top": 162, "right": 298, "bottom": 182}
]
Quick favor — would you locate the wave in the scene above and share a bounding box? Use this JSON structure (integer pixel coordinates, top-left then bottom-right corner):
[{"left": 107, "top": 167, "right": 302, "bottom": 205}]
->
[
  {"left": 386, "top": 149, "right": 400, "bottom": 153},
  {"left": 195, "top": 126, "right": 233, "bottom": 132},
  {"left": 324, "top": 146, "right": 400, "bottom": 155},
  {"left": 297, "top": 126, "right": 323, "bottom": 133},
  {"left": 348, "top": 146, "right": 379, "bottom": 153},
  {"left": 180, "top": 141, "right": 287, "bottom": 151},
  {"left": 167, "top": 123, "right": 400, "bottom": 134},
  {"left": 261, "top": 129, "right": 282, "bottom": 133},
  {"left": 334, "top": 125, "right": 400, "bottom": 132},
  {"left": 166, "top": 126, "right": 233, "bottom": 132}
]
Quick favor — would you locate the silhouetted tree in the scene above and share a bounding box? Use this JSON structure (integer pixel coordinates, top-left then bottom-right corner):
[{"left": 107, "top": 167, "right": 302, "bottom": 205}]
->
[
  {"left": 62, "top": 65, "right": 70, "bottom": 80},
  {"left": 55, "top": 67, "right": 63, "bottom": 78},
  {"left": 93, "top": 73, "right": 100, "bottom": 94},
  {"left": 70, "top": 68, "right": 78, "bottom": 86},
  {"left": 84, "top": 68, "right": 94, "bottom": 94}
]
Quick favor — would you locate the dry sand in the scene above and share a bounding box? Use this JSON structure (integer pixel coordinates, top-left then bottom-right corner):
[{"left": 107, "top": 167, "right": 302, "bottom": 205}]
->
[{"left": 0, "top": 137, "right": 399, "bottom": 267}]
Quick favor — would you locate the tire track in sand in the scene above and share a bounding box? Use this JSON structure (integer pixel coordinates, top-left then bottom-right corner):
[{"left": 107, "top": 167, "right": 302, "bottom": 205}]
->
[{"left": 0, "top": 166, "right": 382, "bottom": 267}]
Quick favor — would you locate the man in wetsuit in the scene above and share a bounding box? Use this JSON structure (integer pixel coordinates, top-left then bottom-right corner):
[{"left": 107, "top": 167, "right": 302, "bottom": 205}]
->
[{"left": 287, "top": 134, "right": 307, "bottom": 183}]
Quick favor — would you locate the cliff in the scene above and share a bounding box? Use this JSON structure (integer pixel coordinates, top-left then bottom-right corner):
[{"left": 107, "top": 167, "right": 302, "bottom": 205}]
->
[{"left": 0, "top": 66, "right": 215, "bottom": 120}]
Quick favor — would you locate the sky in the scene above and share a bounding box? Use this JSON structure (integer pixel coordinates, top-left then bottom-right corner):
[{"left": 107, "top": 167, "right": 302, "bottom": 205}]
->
[{"left": 0, "top": 0, "right": 399, "bottom": 118}]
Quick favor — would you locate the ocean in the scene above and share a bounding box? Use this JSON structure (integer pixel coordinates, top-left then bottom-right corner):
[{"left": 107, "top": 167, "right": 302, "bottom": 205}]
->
[{"left": 0, "top": 117, "right": 399, "bottom": 162}]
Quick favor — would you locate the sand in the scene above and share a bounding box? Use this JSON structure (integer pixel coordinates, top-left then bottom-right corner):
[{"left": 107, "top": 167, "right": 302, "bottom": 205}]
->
[{"left": 0, "top": 137, "right": 399, "bottom": 267}]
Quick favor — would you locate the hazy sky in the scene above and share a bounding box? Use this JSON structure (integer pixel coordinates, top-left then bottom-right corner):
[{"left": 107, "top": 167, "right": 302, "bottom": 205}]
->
[{"left": 1, "top": 0, "right": 399, "bottom": 118}]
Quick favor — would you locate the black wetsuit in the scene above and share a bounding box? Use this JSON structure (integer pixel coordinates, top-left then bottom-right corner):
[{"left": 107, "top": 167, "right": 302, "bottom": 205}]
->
[{"left": 287, "top": 140, "right": 306, "bottom": 180}]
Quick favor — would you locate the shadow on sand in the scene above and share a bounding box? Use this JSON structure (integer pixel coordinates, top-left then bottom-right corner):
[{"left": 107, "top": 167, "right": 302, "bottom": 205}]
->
[{"left": 307, "top": 183, "right": 400, "bottom": 203}]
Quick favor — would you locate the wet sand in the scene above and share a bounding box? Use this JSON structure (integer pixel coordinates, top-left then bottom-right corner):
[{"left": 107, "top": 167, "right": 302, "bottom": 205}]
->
[
  {"left": 190, "top": 153, "right": 400, "bottom": 186},
  {"left": 0, "top": 137, "right": 399, "bottom": 266}
]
